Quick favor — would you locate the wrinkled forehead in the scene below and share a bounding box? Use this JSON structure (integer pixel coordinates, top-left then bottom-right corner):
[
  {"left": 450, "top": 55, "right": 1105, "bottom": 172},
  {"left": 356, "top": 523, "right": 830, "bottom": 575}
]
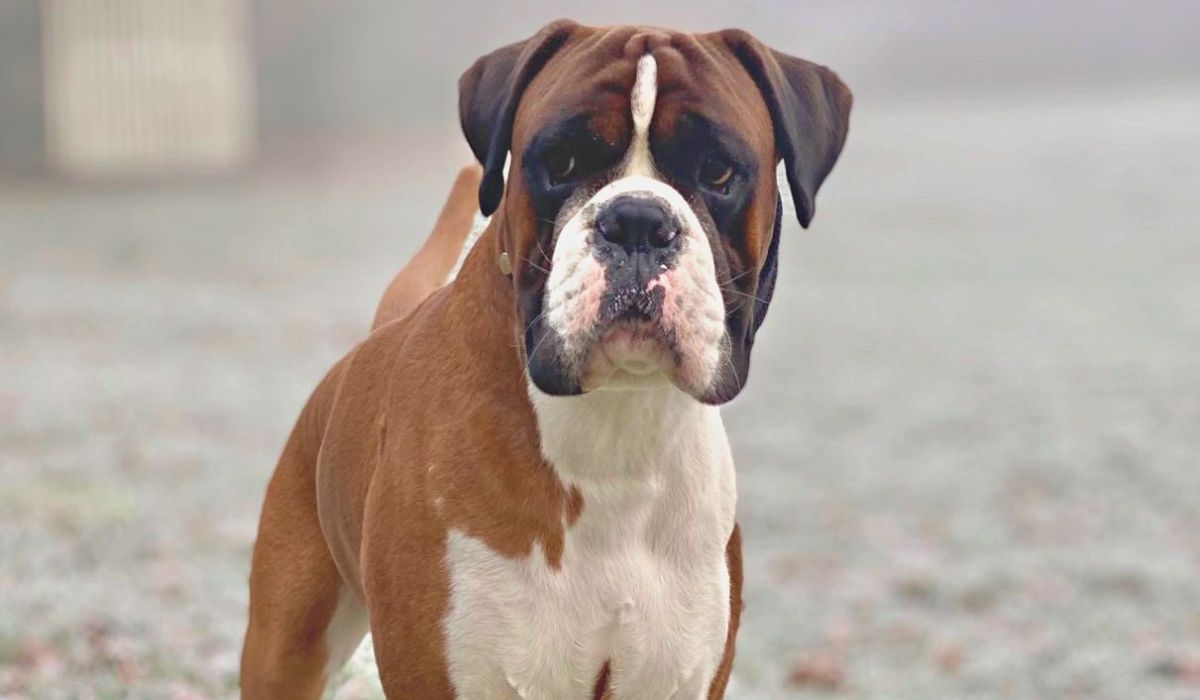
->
[{"left": 511, "top": 27, "right": 774, "bottom": 158}]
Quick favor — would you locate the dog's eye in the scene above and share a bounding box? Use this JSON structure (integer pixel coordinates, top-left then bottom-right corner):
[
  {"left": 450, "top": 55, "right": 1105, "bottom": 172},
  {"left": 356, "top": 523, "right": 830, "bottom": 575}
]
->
[
  {"left": 698, "top": 154, "right": 734, "bottom": 192},
  {"left": 544, "top": 147, "right": 577, "bottom": 182}
]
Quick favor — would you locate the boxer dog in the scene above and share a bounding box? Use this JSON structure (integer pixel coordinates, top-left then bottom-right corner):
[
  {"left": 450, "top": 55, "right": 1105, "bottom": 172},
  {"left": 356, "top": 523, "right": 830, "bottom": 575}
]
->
[{"left": 240, "top": 20, "right": 851, "bottom": 699}]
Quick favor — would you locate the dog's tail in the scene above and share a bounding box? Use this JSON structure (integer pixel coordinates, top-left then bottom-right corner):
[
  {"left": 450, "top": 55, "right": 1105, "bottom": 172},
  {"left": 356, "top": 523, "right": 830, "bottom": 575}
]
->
[{"left": 371, "top": 163, "right": 483, "bottom": 330}]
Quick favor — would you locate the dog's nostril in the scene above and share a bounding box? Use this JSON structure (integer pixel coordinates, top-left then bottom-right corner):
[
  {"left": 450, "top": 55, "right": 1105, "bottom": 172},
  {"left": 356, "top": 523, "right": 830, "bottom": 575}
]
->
[
  {"left": 596, "top": 197, "right": 675, "bottom": 253},
  {"left": 648, "top": 227, "right": 677, "bottom": 248}
]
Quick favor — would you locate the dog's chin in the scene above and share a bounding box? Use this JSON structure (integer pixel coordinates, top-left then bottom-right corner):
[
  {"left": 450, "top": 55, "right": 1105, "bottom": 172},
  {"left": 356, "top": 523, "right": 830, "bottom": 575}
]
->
[
  {"left": 578, "top": 321, "right": 676, "bottom": 392},
  {"left": 525, "top": 310, "right": 724, "bottom": 402}
]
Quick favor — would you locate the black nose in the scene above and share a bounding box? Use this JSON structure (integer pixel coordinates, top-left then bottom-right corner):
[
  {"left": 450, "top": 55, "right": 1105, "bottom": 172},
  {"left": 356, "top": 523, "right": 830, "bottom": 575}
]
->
[{"left": 595, "top": 196, "right": 677, "bottom": 253}]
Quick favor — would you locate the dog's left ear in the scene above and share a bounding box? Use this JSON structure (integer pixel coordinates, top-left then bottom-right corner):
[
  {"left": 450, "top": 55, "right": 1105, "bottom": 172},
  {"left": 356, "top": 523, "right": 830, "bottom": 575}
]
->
[
  {"left": 459, "top": 20, "right": 578, "bottom": 216},
  {"left": 719, "top": 30, "right": 852, "bottom": 228}
]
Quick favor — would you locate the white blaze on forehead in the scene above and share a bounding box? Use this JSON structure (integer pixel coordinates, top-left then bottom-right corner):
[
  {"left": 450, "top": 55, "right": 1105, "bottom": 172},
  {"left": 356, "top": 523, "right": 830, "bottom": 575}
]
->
[
  {"left": 627, "top": 54, "right": 658, "bottom": 175},
  {"left": 631, "top": 54, "right": 658, "bottom": 133}
]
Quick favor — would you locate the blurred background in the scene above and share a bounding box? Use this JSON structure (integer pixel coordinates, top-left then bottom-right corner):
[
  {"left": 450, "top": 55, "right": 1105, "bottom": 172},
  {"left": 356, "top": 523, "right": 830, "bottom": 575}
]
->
[{"left": 2, "top": 1, "right": 1198, "bottom": 697}]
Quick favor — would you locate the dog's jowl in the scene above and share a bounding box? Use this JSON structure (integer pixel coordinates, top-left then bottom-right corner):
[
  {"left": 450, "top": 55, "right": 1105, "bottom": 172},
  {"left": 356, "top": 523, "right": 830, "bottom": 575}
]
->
[{"left": 241, "top": 21, "right": 850, "bottom": 700}]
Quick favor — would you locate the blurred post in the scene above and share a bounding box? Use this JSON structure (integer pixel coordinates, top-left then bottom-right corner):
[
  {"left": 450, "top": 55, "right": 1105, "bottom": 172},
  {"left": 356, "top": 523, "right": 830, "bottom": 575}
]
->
[{"left": 41, "top": 0, "right": 256, "bottom": 177}]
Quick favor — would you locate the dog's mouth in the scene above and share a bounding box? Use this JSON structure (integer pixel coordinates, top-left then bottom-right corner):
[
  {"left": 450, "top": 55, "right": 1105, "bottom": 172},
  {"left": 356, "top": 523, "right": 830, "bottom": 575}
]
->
[
  {"left": 526, "top": 252, "right": 726, "bottom": 398},
  {"left": 578, "top": 297, "right": 680, "bottom": 390},
  {"left": 581, "top": 332, "right": 674, "bottom": 390}
]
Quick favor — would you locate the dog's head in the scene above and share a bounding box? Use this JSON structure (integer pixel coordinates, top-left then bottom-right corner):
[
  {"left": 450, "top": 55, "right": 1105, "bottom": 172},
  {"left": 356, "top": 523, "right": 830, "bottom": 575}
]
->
[{"left": 460, "top": 21, "right": 851, "bottom": 404}]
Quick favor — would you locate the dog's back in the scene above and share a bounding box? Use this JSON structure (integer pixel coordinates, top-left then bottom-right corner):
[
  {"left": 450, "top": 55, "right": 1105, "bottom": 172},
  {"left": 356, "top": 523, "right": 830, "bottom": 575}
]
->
[
  {"left": 372, "top": 164, "right": 482, "bottom": 329},
  {"left": 240, "top": 164, "right": 481, "bottom": 699}
]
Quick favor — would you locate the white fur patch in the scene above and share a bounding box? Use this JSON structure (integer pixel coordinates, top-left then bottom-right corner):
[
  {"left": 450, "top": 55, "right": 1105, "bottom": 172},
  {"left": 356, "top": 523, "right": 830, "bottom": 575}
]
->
[
  {"left": 627, "top": 54, "right": 658, "bottom": 177},
  {"left": 444, "top": 387, "right": 736, "bottom": 698}
]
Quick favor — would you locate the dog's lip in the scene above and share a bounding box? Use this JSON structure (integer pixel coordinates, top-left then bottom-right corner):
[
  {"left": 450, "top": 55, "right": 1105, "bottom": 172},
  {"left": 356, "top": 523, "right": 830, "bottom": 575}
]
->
[
  {"left": 598, "top": 317, "right": 662, "bottom": 343},
  {"left": 590, "top": 319, "right": 673, "bottom": 376}
]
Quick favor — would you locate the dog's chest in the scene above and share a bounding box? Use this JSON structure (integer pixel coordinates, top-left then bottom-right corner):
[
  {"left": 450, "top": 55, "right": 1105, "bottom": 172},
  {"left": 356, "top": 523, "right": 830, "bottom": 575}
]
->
[{"left": 442, "top": 392, "right": 736, "bottom": 700}]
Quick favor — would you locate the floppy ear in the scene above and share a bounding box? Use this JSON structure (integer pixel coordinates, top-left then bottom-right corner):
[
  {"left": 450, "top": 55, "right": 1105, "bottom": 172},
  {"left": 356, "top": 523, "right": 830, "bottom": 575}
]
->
[
  {"left": 719, "top": 30, "right": 852, "bottom": 228},
  {"left": 459, "top": 20, "right": 577, "bottom": 216}
]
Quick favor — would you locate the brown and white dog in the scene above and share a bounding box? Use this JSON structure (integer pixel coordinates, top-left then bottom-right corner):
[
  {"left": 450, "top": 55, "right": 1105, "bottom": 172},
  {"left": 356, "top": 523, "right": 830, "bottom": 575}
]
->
[{"left": 240, "top": 20, "right": 850, "bottom": 699}]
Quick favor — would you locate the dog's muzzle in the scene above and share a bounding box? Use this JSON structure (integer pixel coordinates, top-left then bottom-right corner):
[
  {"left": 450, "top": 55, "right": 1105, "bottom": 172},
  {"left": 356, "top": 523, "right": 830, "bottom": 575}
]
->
[{"left": 528, "top": 177, "right": 727, "bottom": 399}]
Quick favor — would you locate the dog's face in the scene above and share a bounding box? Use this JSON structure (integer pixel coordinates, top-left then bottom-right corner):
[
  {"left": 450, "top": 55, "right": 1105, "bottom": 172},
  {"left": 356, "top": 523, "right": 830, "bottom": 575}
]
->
[{"left": 460, "top": 22, "right": 851, "bottom": 404}]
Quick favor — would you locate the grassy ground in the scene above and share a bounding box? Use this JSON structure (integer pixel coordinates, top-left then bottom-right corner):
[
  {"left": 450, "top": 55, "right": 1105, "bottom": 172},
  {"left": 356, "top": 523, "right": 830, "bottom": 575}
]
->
[{"left": 2, "top": 86, "right": 1199, "bottom": 698}]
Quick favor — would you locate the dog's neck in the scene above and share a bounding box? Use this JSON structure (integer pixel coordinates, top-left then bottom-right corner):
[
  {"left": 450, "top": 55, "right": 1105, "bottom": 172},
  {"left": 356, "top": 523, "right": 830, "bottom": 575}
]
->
[
  {"left": 529, "top": 382, "right": 734, "bottom": 566},
  {"left": 529, "top": 383, "right": 715, "bottom": 483}
]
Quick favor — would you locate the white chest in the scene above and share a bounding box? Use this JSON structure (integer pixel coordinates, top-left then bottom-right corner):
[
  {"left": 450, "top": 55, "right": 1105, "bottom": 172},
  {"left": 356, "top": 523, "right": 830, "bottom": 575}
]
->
[{"left": 442, "top": 389, "right": 737, "bottom": 699}]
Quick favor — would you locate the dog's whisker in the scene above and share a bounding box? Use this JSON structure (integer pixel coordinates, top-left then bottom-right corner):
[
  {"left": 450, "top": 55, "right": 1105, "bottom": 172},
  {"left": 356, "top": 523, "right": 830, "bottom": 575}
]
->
[
  {"left": 523, "top": 305, "right": 553, "bottom": 334},
  {"left": 521, "top": 257, "right": 551, "bottom": 274},
  {"left": 720, "top": 287, "right": 769, "bottom": 306},
  {"left": 716, "top": 267, "right": 755, "bottom": 287}
]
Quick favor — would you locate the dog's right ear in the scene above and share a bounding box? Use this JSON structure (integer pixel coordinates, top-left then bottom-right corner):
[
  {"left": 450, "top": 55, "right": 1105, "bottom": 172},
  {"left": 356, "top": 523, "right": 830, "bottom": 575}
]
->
[{"left": 459, "top": 20, "right": 578, "bottom": 216}]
